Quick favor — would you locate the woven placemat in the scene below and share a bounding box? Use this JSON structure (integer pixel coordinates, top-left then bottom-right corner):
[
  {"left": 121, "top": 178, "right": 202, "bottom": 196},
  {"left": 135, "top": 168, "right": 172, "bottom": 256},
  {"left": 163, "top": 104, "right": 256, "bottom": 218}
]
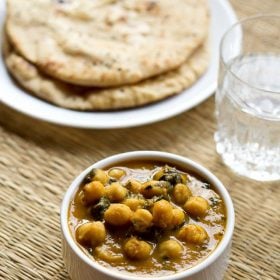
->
[{"left": 0, "top": 1, "right": 280, "bottom": 279}]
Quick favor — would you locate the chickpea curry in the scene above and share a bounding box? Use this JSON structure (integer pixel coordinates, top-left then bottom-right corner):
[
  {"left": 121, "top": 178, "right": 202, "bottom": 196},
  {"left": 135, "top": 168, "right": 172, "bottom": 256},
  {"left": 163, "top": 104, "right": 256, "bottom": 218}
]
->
[{"left": 68, "top": 161, "right": 226, "bottom": 277}]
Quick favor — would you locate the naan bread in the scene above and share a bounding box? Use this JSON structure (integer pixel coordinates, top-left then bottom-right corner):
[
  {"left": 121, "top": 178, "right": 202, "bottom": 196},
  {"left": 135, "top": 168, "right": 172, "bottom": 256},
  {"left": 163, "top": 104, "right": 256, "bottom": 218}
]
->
[
  {"left": 6, "top": 0, "right": 209, "bottom": 87},
  {"left": 4, "top": 41, "right": 209, "bottom": 110}
]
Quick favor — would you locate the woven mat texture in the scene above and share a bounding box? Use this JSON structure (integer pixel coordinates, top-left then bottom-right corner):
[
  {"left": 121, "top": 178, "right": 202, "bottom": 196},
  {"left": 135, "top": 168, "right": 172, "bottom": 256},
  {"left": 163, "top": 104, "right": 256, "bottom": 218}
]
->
[{"left": 1, "top": 0, "right": 280, "bottom": 279}]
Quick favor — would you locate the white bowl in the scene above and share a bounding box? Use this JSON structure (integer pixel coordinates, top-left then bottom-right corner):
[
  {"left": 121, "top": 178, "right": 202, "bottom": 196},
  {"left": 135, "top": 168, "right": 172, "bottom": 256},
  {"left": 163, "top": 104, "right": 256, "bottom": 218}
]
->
[{"left": 60, "top": 151, "right": 235, "bottom": 280}]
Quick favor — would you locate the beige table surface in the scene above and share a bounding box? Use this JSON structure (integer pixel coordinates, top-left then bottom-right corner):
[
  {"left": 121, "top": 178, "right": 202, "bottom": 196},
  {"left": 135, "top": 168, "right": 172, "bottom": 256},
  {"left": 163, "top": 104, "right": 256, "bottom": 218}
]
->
[{"left": 1, "top": 0, "right": 280, "bottom": 279}]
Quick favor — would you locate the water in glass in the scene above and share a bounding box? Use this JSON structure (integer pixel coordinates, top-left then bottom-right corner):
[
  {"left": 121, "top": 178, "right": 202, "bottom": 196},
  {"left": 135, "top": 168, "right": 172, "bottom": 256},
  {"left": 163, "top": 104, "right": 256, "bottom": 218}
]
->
[{"left": 215, "top": 54, "right": 280, "bottom": 181}]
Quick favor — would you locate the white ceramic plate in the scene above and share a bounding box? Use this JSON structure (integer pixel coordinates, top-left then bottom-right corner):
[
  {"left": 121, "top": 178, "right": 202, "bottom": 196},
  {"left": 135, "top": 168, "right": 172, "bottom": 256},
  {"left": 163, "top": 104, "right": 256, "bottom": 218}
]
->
[{"left": 0, "top": 0, "right": 237, "bottom": 129}]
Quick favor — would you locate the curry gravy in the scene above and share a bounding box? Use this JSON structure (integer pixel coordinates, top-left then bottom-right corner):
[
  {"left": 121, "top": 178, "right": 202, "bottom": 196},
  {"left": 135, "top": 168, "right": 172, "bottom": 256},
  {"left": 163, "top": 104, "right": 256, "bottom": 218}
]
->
[{"left": 68, "top": 161, "right": 226, "bottom": 276}]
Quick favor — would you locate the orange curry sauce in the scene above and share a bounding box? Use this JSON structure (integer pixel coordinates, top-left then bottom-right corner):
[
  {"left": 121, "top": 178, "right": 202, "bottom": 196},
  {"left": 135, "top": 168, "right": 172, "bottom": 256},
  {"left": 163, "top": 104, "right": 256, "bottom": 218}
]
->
[{"left": 68, "top": 161, "right": 226, "bottom": 277}]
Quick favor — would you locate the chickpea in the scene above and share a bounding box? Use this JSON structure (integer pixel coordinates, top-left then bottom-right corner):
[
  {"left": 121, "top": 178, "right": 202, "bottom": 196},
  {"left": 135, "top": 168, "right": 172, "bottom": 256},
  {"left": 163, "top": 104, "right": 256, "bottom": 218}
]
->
[
  {"left": 131, "top": 209, "right": 153, "bottom": 232},
  {"left": 153, "top": 168, "right": 165, "bottom": 181},
  {"left": 76, "top": 221, "right": 106, "bottom": 247},
  {"left": 105, "top": 182, "right": 127, "bottom": 202},
  {"left": 173, "top": 184, "right": 192, "bottom": 204},
  {"left": 123, "top": 198, "right": 145, "bottom": 211},
  {"left": 171, "top": 208, "right": 185, "bottom": 228},
  {"left": 152, "top": 200, "right": 173, "bottom": 228},
  {"left": 141, "top": 181, "right": 167, "bottom": 199},
  {"left": 123, "top": 238, "right": 152, "bottom": 260},
  {"left": 104, "top": 204, "right": 132, "bottom": 226},
  {"left": 83, "top": 181, "right": 105, "bottom": 204},
  {"left": 184, "top": 196, "right": 209, "bottom": 217},
  {"left": 95, "top": 247, "right": 124, "bottom": 263},
  {"left": 153, "top": 167, "right": 187, "bottom": 184},
  {"left": 76, "top": 190, "right": 86, "bottom": 205},
  {"left": 158, "top": 240, "right": 183, "bottom": 259},
  {"left": 178, "top": 224, "right": 208, "bottom": 244},
  {"left": 126, "top": 179, "right": 143, "bottom": 194},
  {"left": 108, "top": 168, "right": 126, "bottom": 180},
  {"left": 86, "top": 169, "right": 109, "bottom": 185}
]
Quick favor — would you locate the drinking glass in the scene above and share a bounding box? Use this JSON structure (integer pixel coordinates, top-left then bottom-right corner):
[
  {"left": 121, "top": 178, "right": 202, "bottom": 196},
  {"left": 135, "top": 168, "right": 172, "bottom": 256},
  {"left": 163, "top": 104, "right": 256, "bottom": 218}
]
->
[{"left": 215, "top": 15, "right": 280, "bottom": 181}]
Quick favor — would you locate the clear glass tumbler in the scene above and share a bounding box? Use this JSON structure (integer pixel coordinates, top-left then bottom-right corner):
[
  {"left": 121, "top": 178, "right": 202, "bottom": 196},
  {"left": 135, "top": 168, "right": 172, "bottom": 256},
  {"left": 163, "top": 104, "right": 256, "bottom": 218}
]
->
[{"left": 215, "top": 15, "right": 280, "bottom": 181}]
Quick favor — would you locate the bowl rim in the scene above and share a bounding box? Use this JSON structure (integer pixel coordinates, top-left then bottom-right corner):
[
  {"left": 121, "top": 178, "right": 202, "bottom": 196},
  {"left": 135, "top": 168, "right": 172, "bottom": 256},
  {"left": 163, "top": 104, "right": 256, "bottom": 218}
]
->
[{"left": 60, "top": 151, "right": 235, "bottom": 280}]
